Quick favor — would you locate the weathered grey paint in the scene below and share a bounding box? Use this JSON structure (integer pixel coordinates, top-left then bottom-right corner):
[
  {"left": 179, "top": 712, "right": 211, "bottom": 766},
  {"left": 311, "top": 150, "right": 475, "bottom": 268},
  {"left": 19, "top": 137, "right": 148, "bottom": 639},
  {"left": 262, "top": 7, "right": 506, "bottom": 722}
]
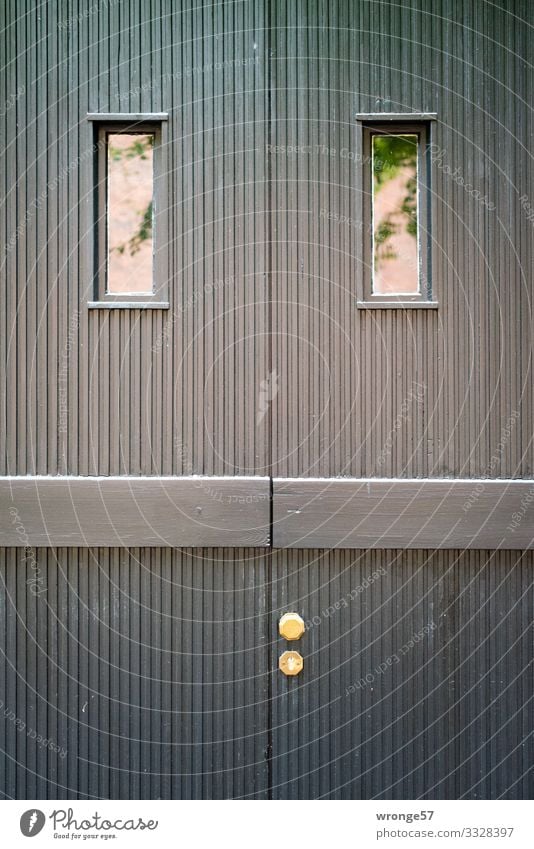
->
[
  {"left": 1, "top": 0, "right": 532, "bottom": 801},
  {"left": 269, "top": 0, "right": 533, "bottom": 480}
]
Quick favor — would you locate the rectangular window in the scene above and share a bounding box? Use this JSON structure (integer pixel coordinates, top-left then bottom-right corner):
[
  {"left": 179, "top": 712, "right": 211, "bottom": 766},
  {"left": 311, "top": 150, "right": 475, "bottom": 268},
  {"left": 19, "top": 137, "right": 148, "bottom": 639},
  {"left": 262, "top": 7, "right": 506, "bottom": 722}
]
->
[
  {"left": 88, "top": 114, "right": 169, "bottom": 308},
  {"left": 372, "top": 132, "right": 419, "bottom": 294},
  {"left": 357, "top": 117, "right": 436, "bottom": 308}
]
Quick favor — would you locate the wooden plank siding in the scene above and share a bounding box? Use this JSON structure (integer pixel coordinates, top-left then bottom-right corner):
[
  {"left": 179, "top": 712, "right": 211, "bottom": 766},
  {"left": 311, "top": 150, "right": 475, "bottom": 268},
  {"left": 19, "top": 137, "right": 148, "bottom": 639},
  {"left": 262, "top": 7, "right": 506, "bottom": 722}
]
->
[
  {"left": 269, "top": 0, "right": 533, "bottom": 481},
  {"left": 273, "top": 478, "right": 534, "bottom": 549},
  {"left": 269, "top": 547, "right": 534, "bottom": 800},
  {"left": 1, "top": 476, "right": 532, "bottom": 549},
  {"left": 0, "top": 546, "right": 270, "bottom": 800}
]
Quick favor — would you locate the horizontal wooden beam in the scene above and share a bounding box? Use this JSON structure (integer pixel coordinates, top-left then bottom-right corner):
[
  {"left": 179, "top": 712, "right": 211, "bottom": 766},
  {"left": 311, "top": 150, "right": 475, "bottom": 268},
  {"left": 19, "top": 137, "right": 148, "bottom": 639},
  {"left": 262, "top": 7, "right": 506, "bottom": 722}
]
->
[
  {"left": 0, "top": 477, "right": 269, "bottom": 548},
  {"left": 273, "top": 478, "right": 534, "bottom": 550},
  {"left": 355, "top": 112, "right": 438, "bottom": 122},
  {"left": 86, "top": 112, "right": 169, "bottom": 122}
]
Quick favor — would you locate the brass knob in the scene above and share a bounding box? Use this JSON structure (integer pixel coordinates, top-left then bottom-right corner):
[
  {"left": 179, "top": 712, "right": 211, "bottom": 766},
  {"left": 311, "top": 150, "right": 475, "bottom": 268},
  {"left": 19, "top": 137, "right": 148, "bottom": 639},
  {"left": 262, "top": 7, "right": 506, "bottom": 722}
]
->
[
  {"left": 279, "top": 650, "right": 304, "bottom": 676},
  {"left": 279, "top": 612, "right": 305, "bottom": 641}
]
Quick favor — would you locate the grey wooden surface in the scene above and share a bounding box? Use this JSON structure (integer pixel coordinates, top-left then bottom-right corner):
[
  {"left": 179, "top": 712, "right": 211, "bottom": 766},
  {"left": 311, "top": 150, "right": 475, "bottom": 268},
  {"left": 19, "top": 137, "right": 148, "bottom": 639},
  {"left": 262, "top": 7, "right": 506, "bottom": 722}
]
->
[
  {"left": 0, "top": 0, "right": 270, "bottom": 478},
  {"left": 0, "top": 0, "right": 531, "bottom": 481},
  {"left": 0, "top": 476, "right": 270, "bottom": 547},
  {"left": 1, "top": 546, "right": 532, "bottom": 799},
  {"left": 0, "top": 547, "right": 270, "bottom": 799},
  {"left": 1, "top": 0, "right": 532, "bottom": 802},
  {"left": 2, "top": 475, "right": 532, "bottom": 549},
  {"left": 273, "top": 478, "right": 534, "bottom": 549},
  {"left": 269, "top": 547, "right": 534, "bottom": 799},
  {"left": 269, "top": 0, "right": 532, "bottom": 480}
]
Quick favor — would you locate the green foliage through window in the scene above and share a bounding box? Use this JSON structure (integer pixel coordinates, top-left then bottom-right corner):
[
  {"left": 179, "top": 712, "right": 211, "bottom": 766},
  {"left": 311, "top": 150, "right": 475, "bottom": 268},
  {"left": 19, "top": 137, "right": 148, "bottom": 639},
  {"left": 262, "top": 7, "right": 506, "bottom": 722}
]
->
[{"left": 372, "top": 133, "right": 419, "bottom": 293}]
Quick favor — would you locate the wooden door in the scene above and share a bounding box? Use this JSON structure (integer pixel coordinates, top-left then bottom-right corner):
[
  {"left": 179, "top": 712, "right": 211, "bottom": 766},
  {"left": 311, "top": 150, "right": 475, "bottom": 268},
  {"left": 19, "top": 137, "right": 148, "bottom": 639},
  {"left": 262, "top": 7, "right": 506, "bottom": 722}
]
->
[{"left": 0, "top": 0, "right": 532, "bottom": 801}]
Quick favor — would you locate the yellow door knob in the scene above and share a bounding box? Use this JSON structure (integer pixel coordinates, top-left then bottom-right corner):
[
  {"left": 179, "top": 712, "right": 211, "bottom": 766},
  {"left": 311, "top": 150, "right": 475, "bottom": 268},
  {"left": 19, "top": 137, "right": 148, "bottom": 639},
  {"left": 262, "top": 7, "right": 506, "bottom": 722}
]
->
[
  {"left": 279, "top": 612, "right": 305, "bottom": 641},
  {"left": 279, "top": 650, "right": 304, "bottom": 676}
]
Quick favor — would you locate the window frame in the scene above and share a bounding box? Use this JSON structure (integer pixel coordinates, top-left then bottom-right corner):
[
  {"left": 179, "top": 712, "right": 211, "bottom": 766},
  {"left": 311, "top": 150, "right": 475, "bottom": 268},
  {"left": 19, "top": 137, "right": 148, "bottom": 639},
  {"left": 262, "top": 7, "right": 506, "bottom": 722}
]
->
[
  {"left": 88, "top": 114, "right": 169, "bottom": 309},
  {"left": 356, "top": 115, "right": 437, "bottom": 309}
]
